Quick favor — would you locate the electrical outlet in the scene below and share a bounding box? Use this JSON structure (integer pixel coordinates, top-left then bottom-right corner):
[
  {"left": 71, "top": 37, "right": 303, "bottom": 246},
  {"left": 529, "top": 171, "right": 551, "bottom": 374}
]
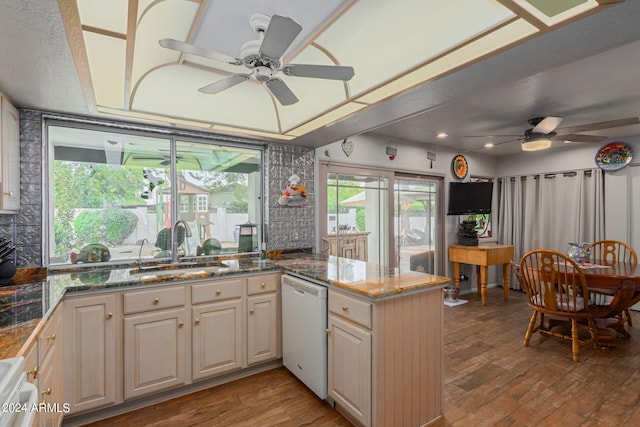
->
[{"left": 291, "top": 231, "right": 299, "bottom": 241}]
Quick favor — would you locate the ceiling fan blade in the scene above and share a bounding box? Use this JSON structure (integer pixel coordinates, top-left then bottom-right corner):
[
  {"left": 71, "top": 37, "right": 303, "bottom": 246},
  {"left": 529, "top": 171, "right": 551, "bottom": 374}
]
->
[
  {"left": 490, "top": 137, "right": 523, "bottom": 147},
  {"left": 531, "top": 116, "right": 563, "bottom": 134},
  {"left": 552, "top": 133, "right": 607, "bottom": 143},
  {"left": 198, "top": 74, "right": 250, "bottom": 94},
  {"left": 259, "top": 15, "right": 302, "bottom": 60},
  {"left": 282, "top": 64, "right": 355, "bottom": 81},
  {"left": 159, "top": 38, "right": 242, "bottom": 65},
  {"left": 265, "top": 78, "right": 299, "bottom": 105},
  {"left": 556, "top": 117, "right": 640, "bottom": 134}
]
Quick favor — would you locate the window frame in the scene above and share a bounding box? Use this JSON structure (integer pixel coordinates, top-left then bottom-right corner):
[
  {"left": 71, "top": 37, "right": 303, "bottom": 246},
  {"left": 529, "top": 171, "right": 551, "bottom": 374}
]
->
[{"left": 44, "top": 116, "right": 265, "bottom": 269}]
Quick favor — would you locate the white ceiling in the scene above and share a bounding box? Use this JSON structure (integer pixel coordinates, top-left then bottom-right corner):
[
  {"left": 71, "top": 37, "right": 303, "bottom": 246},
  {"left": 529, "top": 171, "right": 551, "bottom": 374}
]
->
[{"left": 1, "top": 1, "right": 640, "bottom": 156}]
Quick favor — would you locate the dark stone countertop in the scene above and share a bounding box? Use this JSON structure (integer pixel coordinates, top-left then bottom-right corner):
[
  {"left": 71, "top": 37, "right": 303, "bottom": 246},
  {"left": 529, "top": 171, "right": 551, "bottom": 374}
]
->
[{"left": 0, "top": 253, "right": 450, "bottom": 359}]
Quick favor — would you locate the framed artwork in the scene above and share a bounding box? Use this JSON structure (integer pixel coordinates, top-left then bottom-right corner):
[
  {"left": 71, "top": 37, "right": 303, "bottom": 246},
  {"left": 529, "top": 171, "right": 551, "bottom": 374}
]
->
[{"left": 451, "top": 154, "right": 468, "bottom": 179}]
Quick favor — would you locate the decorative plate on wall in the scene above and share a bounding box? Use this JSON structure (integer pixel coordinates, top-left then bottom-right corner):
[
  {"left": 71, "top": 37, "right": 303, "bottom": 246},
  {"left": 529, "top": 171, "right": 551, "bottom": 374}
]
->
[
  {"left": 595, "top": 141, "right": 633, "bottom": 171},
  {"left": 451, "top": 154, "right": 468, "bottom": 179}
]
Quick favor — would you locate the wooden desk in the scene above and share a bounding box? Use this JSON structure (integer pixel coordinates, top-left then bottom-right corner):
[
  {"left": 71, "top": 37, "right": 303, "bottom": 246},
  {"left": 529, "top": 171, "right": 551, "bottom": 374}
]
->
[{"left": 449, "top": 244, "right": 514, "bottom": 305}]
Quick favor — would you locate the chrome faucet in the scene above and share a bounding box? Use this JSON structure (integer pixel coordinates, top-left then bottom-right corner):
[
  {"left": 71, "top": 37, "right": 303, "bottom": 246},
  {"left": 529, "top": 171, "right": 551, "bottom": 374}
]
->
[
  {"left": 173, "top": 220, "right": 193, "bottom": 257},
  {"left": 137, "top": 238, "right": 149, "bottom": 269}
]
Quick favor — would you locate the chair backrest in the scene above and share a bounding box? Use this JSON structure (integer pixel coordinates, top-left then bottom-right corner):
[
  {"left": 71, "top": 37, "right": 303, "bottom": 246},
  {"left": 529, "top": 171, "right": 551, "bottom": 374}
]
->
[
  {"left": 590, "top": 240, "right": 638, "bottom": 266},
  {"left": 519, "top": 249, "right": 590, "bottom": 313}
]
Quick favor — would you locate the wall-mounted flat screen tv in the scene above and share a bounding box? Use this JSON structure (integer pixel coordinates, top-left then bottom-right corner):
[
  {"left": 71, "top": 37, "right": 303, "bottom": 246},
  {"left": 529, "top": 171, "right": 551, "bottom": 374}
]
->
[{"left": 447, "top": 181, "right": 493, "bottom": 215}]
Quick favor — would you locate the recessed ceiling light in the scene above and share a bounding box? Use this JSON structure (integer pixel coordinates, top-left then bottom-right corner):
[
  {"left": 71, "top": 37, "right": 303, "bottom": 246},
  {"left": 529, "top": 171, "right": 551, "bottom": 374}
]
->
[
  {"left": 484, "top": 142, "right": 494, "bottom": 148},
  {"left": 437, "top": 132, "right": 448, "bottom": 138}
]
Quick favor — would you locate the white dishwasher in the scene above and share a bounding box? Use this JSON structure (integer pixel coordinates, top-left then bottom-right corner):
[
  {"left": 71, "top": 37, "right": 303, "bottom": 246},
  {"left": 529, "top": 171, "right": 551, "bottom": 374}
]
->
[{"left": 281, "top": 274, "right": 328, "bottom": 399}]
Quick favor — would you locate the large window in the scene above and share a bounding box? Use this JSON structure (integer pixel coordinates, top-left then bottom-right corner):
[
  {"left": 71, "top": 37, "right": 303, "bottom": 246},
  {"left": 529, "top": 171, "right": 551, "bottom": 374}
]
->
[{"left": 47, "top": 122, "right": 263, "bottom": 267}]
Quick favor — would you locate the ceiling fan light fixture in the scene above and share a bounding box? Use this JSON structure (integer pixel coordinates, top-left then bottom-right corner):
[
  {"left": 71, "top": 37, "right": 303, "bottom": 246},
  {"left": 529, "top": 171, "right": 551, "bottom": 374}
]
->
[{"left": 521, "top": 136, "right": 551, "bottom": 151}]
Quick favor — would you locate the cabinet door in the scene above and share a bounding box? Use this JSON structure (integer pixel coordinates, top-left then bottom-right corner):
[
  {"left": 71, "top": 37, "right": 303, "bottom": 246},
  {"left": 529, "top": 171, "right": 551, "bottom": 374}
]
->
[
  {"left": 63, "top": 294, "right": 117, "bottom": 414},
  {"left": 38, "top": 308, "right": 64, "bottom": 427},
  {"left": 246, "top": 293, "right": 277, "bottom": 365},
  {"left": 123, "top": 308, "right": 187, "bottom": 400},
  {"left": 192, "top": 299, "right": 242, "bottom": 380},
  {"left": 328, "top": 314, "right": 371, "bottom": 427},
  {"left": 0, "top": 96, "right": 19, "bottom": 211}
]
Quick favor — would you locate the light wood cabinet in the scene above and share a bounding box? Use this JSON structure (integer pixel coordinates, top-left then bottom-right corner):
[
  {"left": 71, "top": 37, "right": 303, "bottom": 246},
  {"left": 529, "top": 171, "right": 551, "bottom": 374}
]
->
[
  {"left": 21, "top": 341, "right": 39, "bottom": 427},
  {"left": 327, "top": 292, "right": 372, "bottom": 427},
  {"left": 63, "top": 294, "right": 118, "bottom": 414},
  {"left": 123, "top": 285, "right": 187, "bottom": 400},
  {"left": 246, "top": 274, "right": 280, "bottom": 365},
  {"left": 328, "top": 287, "right": 444, "bottom": 427},
  {"left": 0, "top": 94, "right": 20, "bottom": 212},
  {"left": 38, "top": 306, "right": 64, "bottom": 427},
  {"left": 192, "top": 296, "right": 243, "bottom": 380},
  {"left": 323, "top": 232, "right": 369, "bottom": 261}
]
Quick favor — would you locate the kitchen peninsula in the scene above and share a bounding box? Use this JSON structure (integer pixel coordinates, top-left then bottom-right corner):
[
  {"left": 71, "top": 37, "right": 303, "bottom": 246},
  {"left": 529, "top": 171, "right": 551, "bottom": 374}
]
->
[{"left": 0, "top": 254, "right": 450, "bottom": 427}]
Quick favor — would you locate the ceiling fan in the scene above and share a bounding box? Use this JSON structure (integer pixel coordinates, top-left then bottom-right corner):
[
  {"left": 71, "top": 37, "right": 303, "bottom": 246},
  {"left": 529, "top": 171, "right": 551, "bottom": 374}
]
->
[
  {"left": 472, "top": 116, "right": 640, "bottom": 151},
  {"left": 159, "top": 13, "right": 355, "bottom": 106}
]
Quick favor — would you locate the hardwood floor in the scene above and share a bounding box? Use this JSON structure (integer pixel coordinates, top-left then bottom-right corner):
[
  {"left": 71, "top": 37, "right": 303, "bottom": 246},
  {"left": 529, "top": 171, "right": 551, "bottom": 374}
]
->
[{"left": 85, "top": 289, "right": 640, "bottom": 427}]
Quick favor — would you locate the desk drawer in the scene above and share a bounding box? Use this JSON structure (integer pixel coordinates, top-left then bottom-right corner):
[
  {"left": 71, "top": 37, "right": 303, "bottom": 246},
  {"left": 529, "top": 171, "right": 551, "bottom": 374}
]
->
[
  {"left": 329, "top": 290, "right": 372, "bottom": 329},
  {"left": 124, "top": 285, "right": 185, "bottom": 314},
  {"left": 192, "top": 278, "right": 242, "bottom": 304}
]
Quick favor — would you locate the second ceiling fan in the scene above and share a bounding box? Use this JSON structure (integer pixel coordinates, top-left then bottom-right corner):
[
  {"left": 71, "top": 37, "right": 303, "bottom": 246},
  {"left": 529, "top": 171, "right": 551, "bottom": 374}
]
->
[
  {"left": 160, "top": 13, "right": 355, "bottom": 106},
  {"left": 474, "top": 116, "right": 640, "bottom": 151}
]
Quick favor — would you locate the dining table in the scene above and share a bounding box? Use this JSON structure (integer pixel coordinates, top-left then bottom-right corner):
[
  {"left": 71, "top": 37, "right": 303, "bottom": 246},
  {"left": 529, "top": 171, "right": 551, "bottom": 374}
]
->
[{"left": 580, "top": 260, "right": 640, "bottom": 344}]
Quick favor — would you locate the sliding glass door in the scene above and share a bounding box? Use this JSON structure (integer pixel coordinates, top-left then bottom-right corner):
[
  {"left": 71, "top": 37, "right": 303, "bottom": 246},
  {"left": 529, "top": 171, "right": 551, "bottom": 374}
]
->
[
  {"left": 395, "top": 175, "right": 442, "bottom": 274},
  {"left": 319, "top": 163, "right": 444, "bottom": 272},
  {"left": 319, "top": 164, "right": 392, "bottom": 267}
]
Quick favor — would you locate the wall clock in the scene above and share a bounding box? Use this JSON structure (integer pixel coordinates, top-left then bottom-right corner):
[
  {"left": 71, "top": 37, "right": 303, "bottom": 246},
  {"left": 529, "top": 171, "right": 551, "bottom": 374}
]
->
[
  {"left": 341, "top": 138, "right": 354, "bottom": 157},
  {"left": 452, "top": 154, "right": 468, "bottom": 179}
]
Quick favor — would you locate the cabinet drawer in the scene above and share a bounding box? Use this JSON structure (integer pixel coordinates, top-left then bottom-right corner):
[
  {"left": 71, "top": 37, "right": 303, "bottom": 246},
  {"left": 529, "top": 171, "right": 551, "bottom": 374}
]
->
[
  {"left": 123, "top": 285, "right": 185, "bottom": 314},
  {"left": 38, "top": 314, "right": 60, "bottom": 364},
  {"left": 329, "top": 290, "right": 372, "bottom": 329},
  {"left": 247, "top": 273, "right": 279, "bottom": 295},
  {"left": 192, "top": 278, "right": 242, "bottom": 304}
]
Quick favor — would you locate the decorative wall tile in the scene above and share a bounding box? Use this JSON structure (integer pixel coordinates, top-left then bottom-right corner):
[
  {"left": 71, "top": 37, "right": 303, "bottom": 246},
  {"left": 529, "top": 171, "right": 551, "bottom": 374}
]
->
[{"left": 266, "top": 144, "right": 315, "bottom": 250}]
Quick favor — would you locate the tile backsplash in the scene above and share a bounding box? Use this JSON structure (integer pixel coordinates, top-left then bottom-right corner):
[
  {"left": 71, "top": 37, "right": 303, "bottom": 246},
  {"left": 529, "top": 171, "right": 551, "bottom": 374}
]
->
[{"left": 1, "top": 110, "right": 315, "bottom": 267}]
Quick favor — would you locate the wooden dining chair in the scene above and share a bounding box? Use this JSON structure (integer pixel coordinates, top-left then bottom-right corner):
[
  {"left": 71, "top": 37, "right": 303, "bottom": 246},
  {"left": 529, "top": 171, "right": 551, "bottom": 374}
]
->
[
  {"left": 519, "top": 250, "right": 599, "bottom": 362},
  {"left": 590, "top": 239, "right": 638, "bottom": 326}
]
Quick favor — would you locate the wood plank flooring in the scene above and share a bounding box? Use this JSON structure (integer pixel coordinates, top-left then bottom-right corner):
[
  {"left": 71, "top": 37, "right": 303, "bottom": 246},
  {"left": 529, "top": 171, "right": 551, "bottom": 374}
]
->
[{"left": 84, "top": 289, "right": 640, "bottom": 427}]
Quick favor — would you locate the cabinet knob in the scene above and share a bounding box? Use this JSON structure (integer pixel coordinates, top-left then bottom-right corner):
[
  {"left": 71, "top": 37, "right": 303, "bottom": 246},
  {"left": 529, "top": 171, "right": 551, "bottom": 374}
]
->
[
  {"left": 4, "top": 191, "right": 13, "bottom": 197},
  {"left": 250, "top": 309, "right": 254, "bottom": 314},
  {"left": 261, "top": 282, "right": 266, "bottom": 288},
  {"left": 45, "top": 333, "right": 56, "bottom": 342},
  {"left": 216, "top": 290, "right": 221, "bottom": 295},
  {"left": 41, "top": 387, "right": 51, "bottom": 397},
  {"left": 28, "top": 366, "right": 38, "bottom": 380},
  {"left": 178, "top": 321, "right": 184, "bottom": 327},
  {"left": 106, "top": 312, "right": 113, "bottom": 319},
  {"left": 195, "top": 319, "right": 200, "bottom": 325},
  {"left": 153, "top": 298, "right": 159, "bottom": 304},
  {"left": 326, "top": 329, "right": 332, "bottom": 335},
  {"left": 341, "top": 305, "right": 349, "bottom": 312}
]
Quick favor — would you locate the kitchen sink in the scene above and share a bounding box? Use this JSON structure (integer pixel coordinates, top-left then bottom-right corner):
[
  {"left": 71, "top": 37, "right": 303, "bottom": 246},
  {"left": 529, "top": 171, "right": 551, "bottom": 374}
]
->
[
  {"left": 0, "top": 357, "right": 25, "bottom": 409},
  {"left": 128, "top": 262, "right": 229, "bottom": 277}
]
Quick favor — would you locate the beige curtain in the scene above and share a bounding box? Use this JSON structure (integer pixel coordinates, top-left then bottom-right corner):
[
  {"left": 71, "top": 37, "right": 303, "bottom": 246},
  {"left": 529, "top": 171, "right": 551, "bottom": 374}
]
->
[{"left": 497, "top": 169, "right": 604, "bottom": 290}]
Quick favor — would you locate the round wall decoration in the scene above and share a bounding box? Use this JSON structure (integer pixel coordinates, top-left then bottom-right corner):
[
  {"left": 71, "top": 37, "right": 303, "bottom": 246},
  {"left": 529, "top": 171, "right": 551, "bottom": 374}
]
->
[
  {"left": 595, "top": 141, "right": 633, "bottom": 171},
  {"left": 451, "top": 154, "right": 468, "bottom": 179}
]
